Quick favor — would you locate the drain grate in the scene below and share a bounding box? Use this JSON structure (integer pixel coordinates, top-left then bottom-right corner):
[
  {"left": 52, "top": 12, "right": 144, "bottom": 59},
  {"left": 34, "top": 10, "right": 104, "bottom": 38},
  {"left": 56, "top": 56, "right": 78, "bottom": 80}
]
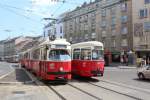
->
[{"left": 12, "top": 91, "right": 25, "bottom": 94}]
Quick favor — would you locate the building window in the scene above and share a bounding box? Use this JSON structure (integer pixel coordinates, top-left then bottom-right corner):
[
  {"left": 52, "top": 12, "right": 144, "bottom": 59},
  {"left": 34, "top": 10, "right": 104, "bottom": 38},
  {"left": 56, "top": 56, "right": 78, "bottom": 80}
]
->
[
  {"left": 101, "top": 20, "right": 107, "bottom": 27},
  {"left": 91, "top": 28, "right": 95, "bottom": 33},
  {"left": 111, "top": 17, "right": 116, "bottom": 25},
  {"left": 121, "top": 16, "right": 128, "bottom": 23},
  {"left": 85, "top": 34, "right": 89, "bottom": 39},
  {"left": 121, "top": 39, "right": 128, "bottom": 47},
  {"left": 91, "top": 33, "right": 96, "bottom": 39},
  {"left": 121, "top": 27, "right": 128, "bottom": 34},
  {"left": 60, "top": 26, "right": 62, "bottom": 33},
  {"left": 112, "top": 29, "right": 116, "bottom": 36},
  {"left": 110, "top": 6, "right": 116, "bottom": 15},
  {"left": 101, "top": 9, "right": 106, "bottom": 17},
  {"left": 145, "top": 0, "right": 150, "bottom": 4},
  {"left": 121, "top": 3, "right": 127, "bottom": 11},
  {"left": 112, "top": 39, "right": 116, "bottom": 47},
  {"left": 139, "top": 9, "right": 148, "bottom": 18},
  {"left": 144, "top": 21, "right": 150, "bottom": 32},
  {"left": 102, "top": 31, "right": 107, "bottom": 37}
]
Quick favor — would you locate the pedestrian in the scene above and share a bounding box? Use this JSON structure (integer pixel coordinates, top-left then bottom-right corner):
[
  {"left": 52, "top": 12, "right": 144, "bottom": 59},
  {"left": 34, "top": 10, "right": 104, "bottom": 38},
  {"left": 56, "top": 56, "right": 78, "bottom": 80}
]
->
[
  {"left": 124, "top": 55, "right": 128, "bottom": 66},
  {"left": 120, "top": 56, "right": 124, "bottom": 64}
]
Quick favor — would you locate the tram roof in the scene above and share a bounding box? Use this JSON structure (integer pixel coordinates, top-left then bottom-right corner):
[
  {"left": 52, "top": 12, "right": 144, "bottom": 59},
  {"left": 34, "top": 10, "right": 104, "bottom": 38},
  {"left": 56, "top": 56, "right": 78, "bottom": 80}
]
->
[
  {"left": 39, "top": 38, "right": 71, "bottom": 46},
  {"left": 71, "top": 41, "right": 103, "bottom": 49}
]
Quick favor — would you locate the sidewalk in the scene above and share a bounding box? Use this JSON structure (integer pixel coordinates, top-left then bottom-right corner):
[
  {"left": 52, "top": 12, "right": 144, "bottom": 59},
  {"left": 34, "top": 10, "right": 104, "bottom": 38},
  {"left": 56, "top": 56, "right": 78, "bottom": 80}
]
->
[
  {"left": 106, "top": 62, "right": 137, "bottom": 69},
  {"left": 118, "top": 65, "right": 137, "bottom": 69},
  {"left": 0, "top": 63, "right": 60, "bottom": 100},
  {"left": 0, "top": 68, "right": 32, "bottom": 84}
]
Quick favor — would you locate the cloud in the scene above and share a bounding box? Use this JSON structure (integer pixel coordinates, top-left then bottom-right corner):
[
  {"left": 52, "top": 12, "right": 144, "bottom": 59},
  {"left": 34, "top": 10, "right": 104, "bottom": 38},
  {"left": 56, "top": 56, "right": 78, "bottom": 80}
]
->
[
  {"left": 25, "top": 0, "right": 58, "bottom": 17},
  {"left": 25, "top": 7, "right": 51, "bottom": 17},
  {"left": 31, "top": 0, "right": 57, "bottom": 7}
]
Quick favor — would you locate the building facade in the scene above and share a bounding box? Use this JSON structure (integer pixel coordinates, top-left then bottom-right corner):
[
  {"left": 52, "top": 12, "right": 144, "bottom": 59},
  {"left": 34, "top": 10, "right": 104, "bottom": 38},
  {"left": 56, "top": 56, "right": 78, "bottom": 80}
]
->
[
  {"left": 132, "top": 0, "right": 150, "bottom": 62},
  {"left": 44, "top": 21, "right": 56, "bottom": 39},
  {"left": 44, "top": 13, "right": 67, "bottom": 39},
  {"left": 63, "top": 0, "right": 133, "bottom": 64},
  {"left": 64, "top": 1, "right": 99, "bottom": 43},
  {"left": 0, "top": 40, "right": 5, "bottom": 60}
]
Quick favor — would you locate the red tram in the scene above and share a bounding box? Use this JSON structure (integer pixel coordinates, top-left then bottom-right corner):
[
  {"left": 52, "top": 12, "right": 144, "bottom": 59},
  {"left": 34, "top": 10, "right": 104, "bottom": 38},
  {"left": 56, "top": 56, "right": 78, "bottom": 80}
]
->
[
  {"left": 20, "top": 38, "right": 72, "bottom": 81},
  {"left": 71, "top": 41, "right": 104, "bottom": 77}
]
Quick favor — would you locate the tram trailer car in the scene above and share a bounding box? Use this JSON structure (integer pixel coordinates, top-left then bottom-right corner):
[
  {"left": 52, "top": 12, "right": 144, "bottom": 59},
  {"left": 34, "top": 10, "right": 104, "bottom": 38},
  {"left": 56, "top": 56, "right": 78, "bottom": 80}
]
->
[
  {"left": 4, "top": 55, "right": 19, "bottom": 63},
  {"left": 20, "top": 38, "right": 72, "bottom": 81},
  {"left": 71, "top": 41, "right": 105, "bottom": 77}
]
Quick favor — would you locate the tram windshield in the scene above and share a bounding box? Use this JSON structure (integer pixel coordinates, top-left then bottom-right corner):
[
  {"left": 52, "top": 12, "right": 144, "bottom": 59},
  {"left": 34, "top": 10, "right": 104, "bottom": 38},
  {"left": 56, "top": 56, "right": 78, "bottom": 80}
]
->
[
  {"left": 80, "top": 47, "right": 103, "bottom": 60},
  {"left": 92, "top": 49, "right": 103, "bottom": 60},
  {"left": 49, "top": 49, "right": 71, "bottom": 61}
]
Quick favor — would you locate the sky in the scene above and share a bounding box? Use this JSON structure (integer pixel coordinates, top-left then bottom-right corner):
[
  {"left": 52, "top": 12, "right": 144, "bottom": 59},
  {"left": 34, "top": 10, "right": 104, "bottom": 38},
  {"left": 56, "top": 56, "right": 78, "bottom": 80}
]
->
[{"left": 0, "top": 0, "right": 92, "bottom": 41}]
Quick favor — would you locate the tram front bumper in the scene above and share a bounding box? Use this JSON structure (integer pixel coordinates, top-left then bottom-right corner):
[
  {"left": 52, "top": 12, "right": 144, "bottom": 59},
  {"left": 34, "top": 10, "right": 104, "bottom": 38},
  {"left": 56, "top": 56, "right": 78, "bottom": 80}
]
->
[
  {"left": 91, "top": 70, "right": 103, "bottom": 76},
  {"left": 47, "top": 72, "right": 71, "bottom": 75},
  {"left": 47, "top": 71, "right": 71, "bottom": 80}
]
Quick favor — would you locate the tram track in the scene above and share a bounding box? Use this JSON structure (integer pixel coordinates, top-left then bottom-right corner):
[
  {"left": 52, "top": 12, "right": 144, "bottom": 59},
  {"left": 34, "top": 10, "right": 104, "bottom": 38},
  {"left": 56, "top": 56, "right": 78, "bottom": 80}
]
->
[
  {"left": 87, "top": 82, "right": 142, "bottom": 100},
  {"left": 48, "top": 85, "right": 67, "bottom": 100},
  {"left": 46, "top": 79, "right": 144, "bottom": 100},
  {"left": 67, "top": 83, "right": 102, "bottom": 100},
  {"left": 46, "top": 82, "right": 102, "bottom": 100},
  {"left": 98, "top": 79, "right": 150, "bottom": 94}
]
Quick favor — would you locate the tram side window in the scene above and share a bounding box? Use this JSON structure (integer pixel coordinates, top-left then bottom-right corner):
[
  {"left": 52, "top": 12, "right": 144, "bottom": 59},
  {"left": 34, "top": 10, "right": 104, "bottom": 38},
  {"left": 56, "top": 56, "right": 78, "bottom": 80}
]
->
[
  {"left": 43, "top": 48, "right": 47, "bottom": 60},
  {"left": 32, "top": 49, "right": 40, "bottom": 60},
  {"left": 81, "top": 48, "right": 91, "bottom": 60},
  {"left": 24, "top": 53, "right": 28, "bottom": 59},
  {"left": 73, "top": 49, "right": 80, "bottom": 60}
]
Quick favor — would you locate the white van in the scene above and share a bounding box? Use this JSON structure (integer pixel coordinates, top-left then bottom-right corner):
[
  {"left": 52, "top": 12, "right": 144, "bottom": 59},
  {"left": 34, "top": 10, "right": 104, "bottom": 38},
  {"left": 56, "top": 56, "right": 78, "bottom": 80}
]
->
[{"left": 137, "top": 66, "right": 150, "bottom": 79}]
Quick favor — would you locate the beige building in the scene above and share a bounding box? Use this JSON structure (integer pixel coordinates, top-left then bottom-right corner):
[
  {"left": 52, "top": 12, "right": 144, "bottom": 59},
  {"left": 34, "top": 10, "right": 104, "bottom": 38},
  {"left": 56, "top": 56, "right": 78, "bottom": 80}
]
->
[
  {"left": 64, "top": 1, "right": 99, "bottom": 43},
  {"left": 132, "top": 0, "right": 150, "bottom": 60},
  {"left": 0, "top": 40, "right": 5, "bottom": 60},
  {"left": 63, "top": 0, "right": 133, "bottom": 64}
]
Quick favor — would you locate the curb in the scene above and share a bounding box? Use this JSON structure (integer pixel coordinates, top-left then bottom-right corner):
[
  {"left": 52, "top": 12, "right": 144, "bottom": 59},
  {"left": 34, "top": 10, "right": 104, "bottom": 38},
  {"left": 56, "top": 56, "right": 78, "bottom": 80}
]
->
[
  {"left": 118, "top": 66, "right": 137, "bottom": 69},
  {"left": 22, "top": 68, "right": 59, "bottom": 100}
]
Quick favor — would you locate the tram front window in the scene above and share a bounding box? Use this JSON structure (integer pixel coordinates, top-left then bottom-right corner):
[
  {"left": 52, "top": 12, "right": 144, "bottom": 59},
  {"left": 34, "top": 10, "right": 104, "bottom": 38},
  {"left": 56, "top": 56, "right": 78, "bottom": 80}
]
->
[
  {"left": 81, "top": 48, "right": 91, "bottom": 60},
  {"left": 49, "top": 49, "right": 71, "bottom": 61},
  {"left": 92, "top": 50, "right": 103, "bottom": 60}
]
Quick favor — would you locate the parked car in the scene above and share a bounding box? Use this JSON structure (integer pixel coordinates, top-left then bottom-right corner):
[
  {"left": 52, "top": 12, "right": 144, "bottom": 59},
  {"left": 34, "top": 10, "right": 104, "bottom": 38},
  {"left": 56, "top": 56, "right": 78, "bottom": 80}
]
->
[{"left": 137, "top": 66, "right": 150, "bottom": 79}]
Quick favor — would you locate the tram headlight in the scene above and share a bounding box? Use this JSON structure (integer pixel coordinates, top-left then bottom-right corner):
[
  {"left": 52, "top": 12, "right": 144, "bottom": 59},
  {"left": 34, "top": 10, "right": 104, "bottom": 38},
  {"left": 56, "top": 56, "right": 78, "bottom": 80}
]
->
[{"left": 59, "top": 67, "right": 63, "bottom": 72}]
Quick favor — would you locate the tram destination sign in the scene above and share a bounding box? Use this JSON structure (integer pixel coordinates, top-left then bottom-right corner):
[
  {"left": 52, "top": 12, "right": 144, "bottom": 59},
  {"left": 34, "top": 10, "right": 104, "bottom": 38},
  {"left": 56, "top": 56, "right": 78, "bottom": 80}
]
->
[
  {"left": 94, "top": 46, "right": 103, "bottom": 50},
  {"left": 56, "top": 45, "right": 67, "bottom": 49}
]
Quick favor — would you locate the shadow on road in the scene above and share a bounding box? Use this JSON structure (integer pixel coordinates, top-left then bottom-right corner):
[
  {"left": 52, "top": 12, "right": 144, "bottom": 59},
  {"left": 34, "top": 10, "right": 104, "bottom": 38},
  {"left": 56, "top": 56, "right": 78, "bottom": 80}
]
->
[
  {"left": 71, "top": 76, "right": 99, "bottom": 83},
  {"left": 133, "top": 78, "right": 150, "bottom": 83}
]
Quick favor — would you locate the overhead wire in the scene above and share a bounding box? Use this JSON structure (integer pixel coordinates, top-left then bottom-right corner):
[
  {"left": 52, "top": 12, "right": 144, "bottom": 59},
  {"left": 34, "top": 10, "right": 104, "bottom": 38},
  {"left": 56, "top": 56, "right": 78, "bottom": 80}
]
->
[
  {"left": 50, "top": 1, "right": 67, "bottom": 17},
  {"left": 0, "top": 4, "right": 42, "bottom": 23},
  {"left": 0, "top": 3, "right": 33, "bottom": 12}
]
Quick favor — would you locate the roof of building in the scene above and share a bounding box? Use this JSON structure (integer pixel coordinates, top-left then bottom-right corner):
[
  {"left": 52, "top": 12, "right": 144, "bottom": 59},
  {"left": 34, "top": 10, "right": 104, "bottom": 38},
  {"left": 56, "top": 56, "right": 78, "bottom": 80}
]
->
[{"left": 71, "top": 41, "right": 103, "bottom": 49}]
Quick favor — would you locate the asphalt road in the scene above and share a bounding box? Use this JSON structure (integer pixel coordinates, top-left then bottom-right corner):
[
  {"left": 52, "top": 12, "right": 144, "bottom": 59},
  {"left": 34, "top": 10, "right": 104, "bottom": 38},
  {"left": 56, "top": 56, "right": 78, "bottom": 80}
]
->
[
  {"left": 0, "top": 62, "right": 14, "bottom": 78},
  {"left": 100, "top": 67, "right": 150, "bottom": 90},
  {"left": 0, "top": 62, "right": 150, "bottom": 100}
]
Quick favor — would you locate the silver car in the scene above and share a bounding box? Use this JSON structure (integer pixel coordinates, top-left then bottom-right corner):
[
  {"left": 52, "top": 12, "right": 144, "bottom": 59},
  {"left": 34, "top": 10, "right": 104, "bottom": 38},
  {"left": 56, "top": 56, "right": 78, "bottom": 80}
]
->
[{"left": 137, "top": 66, "right": 150, "bottom": 79}]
